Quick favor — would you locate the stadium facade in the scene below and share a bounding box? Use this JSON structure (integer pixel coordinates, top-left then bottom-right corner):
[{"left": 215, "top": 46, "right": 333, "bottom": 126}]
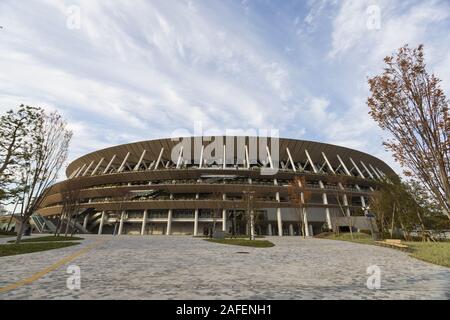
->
[{"left": 37, "top": 136, "right": 395, "bottom": 236}]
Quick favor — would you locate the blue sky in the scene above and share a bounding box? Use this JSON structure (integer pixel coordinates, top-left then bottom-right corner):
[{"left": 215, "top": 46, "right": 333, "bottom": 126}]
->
[{"left": 1, "top": 0, "right": 450, "bottom": 176}]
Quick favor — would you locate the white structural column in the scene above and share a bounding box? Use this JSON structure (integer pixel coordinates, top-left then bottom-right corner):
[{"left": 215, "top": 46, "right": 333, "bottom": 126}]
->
[
  {"left": 194, "top": 210, "right": 199, "bottom": 236},
  {"left": 118, "top": 211, "right": 125, "bottom": 235},
  {"left": 75, "top": 163, "right": 86, "bottom": 178},
  {"left": 69, "top": 167, "right": 80, "bottom": 179},
  {"left": 245, "top": 145, "right": 250, "bottom": 169},
  {"left": 286, "top": 147, "right": 297, "bottom": 171},
  {"left": 289, "top": 224, "right": 294, "bottom": 236},
  {"left": 83, "top": 214, "right": 89, "bottom": 229},
  {"left": 369, "top": 163, "right": 382, "bottom": 180},
  {"left": 304, "top": 149, "right": 318, "bottom": 173},
  {"left": 349, "top": 157, "right": 365, "bottom": 179},
  {"left": 176, "top": 146, "right": 183, "bottom": 169},
  {"left": 166, "top": 210, "right": 173, "bottom": 235},
  {"left": 297, "top": 178, "right": 310, "bottom": 237},
  {"left": 98, "top": 211, "right": 105, "bottom": 235},
  {"left": 318, "top": 180, "right": 332, "bottom": 229},
  {"left": 275, "top": 179, "right": 283, "bottom": 236},
  {"left": 194, "top": 193, "right": 199, "bottom": 236},
  {"left": 91, "top": 157, "right": 104, "bottom": 176},
  {"left": 199, "top": 145, "right": 204, "bottom": 168},
  {"left": 337, "top": 154, "right": 351, "bottom": 176},
  {"left": 338, "top": 183, "right": 351, "bottom": 216},
  {"left": 360, "top": 161, "right": 374, "bottom": 179},
  {"left": 375, "top": 167, "right": 385, "bottom": 178},
  {"left": 194, "top": 209, "right": 199, "bottom": 236},
  {"left": 154, "top": 147, "right": 164, "bottom": 170},
  {"left": 141, "top": 210, "right": 148, "bottom": 235},
  {"left": 267, "top": 223, "right": 272, "bottom": 236},
  {"left": 103, "top": 155, "right": 117, "bottom": 174},
  {"left": 303, "top": 205, "right": 310, "bottom": 237},
  {"left": 222, "top": 193, "right": 227, "bottom": 231},
  {"left": 166, "top": 194, "right": 173, "bottom": 235},
  {"left": 222, "top": 144, "right": 226, "bottom": 169},
  {"left": 355, "top": 185, "right": 367, "bottom": 207},
  {"left": 82, "top": 161, "right": 94, "bottom": 176},
  {"left": 118, "top": 152, "right": 130, "bottom": 173},
  {"left": 266, "top": 146, "right": 274, "bottom": 169},
  {"left": 134, "top": 149, "right": 147, "bottom": 171},
  {"left": 322, "top": 152, "right": 336, "bottom": 174}
]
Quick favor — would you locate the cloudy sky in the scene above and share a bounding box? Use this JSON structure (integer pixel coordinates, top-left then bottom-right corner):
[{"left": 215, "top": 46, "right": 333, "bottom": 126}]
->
[{"left": 1, "top": 0, "right": 450, "bottom": 175}]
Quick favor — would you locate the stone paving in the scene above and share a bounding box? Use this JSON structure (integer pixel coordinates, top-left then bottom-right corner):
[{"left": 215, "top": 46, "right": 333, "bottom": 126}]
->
[{"left": 0, "top": 235, "right": 449, "bottom": 299}]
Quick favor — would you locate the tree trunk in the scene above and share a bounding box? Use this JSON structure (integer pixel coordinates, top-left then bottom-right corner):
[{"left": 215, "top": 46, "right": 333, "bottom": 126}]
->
[
  {"left": 249, "top": 210, "right": 255, "bottom": 241},
  {"left": 15, "top": 219, "right": 26, "bottom": 244},
  {"left": 390, "top": 202, "right": 396, "bottom": 238},
  {"left": 64, "top": 214, "right": 71, "bottom": 237},
  {"left": 348, "top": 216, "right": 353, "bottom": 239},
  {"left": 54, "top": 212, "right": 64, "bottom": 236}
]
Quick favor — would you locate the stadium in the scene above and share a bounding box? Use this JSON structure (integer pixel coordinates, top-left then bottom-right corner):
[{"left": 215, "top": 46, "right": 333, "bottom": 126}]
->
[{"left": 34, "top": 136, "right": 395, "bottom": 236}]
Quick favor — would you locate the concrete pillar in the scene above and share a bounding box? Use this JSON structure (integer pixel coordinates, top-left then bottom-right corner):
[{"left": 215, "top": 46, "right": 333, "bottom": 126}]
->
[
  {"left": 276, "top": 208, "right": 282, "bottom": 236},
  {"left": 83, "top": 214, "right": 89, "bottom": 229},
  {"left": 276, "top": 187, "right": 283, "bottom": 236},
  {"left": 222, "top": 193, "right": 227, "bottom": 231},
  {"left": 289, "top": 224, "right": 294, "bottom": 236},
  {"left": 267, "top": 223, "right": 272, "bottom": 236},
  {"left": 338, "top": 182, "right": 351, "bottom": 217},
  {"left": 360, "top": 196, "right": 366, "bottom": 208},
  {"left": 319, "top": 181, "right": 332, "bottom": 230},
  {"left": 98, "top": 211, "right": 105, "bottom": 235},
  {"left": 309, "top": 224, "right": 314, "bottom": 236},
  {"left": 166, "top": 209, "right": 172, "bottom": 235},
  {"left": 194, "top": 209, "right": 199, "bottom": 236},
  {"left": 303, "top": 209, "right": 310, "bottom": 237},
  {"left": 343, "top": 194, "right": 351, "bottom": 216},
  {"left": 118, "top": 211, "right": 125, "bottom": 235},
  {"left": 141, "top": 210, "right": 147, "bottom": 235},
  {"left": 355, "top": 184, "right": 366, "bottom": 207}
]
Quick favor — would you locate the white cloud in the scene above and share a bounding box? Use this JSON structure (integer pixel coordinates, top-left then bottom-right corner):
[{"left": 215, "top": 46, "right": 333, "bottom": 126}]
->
[{"left": 0, "top": 0, "right": 449, "bottom": 178}]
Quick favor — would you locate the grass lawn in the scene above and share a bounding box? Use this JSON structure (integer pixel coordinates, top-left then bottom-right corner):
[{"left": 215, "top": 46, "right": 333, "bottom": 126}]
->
[
  {"left": 7, "top": 236, "right": 84, "bottom": 243},
  {"left": 318, "top": 232, "right": 450, "bottom": 268},
  {"left": 205, "top": 238, "right": 275, "bottom": 248},
  {"left": 0, "top": 235, "right": 14, "bottom": 238},
  {"left": 406, "top": 242, "right": 450, "bottom": 268},
  {"left": 0, "top": 242, "right": 79, "bottom": 257},
  {"left": 316, "top": 232, "right": 374, "bottom": 245}
]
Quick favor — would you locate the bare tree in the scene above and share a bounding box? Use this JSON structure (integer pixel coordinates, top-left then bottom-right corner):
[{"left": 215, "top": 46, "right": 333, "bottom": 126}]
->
[
  {"left": 211, "top": 191, "right": 222, "bottom": 237},
  {"left": 242, "top": 189, "right": 256, "bottom": 240},
  {"left": 288, "top": 176, "right": 311, "bottom": 238},
  {"left": 328, "top": 175, "right": 355, "bottom": 239},
  {"left": 54, "top": 180, "right": 82, "bottom": 237},
  {"left": 15, "top": 110, "right": 72, "bottom": 243},
  {"left": 367, "top": 44, "right": 450, "bottom": 219}
]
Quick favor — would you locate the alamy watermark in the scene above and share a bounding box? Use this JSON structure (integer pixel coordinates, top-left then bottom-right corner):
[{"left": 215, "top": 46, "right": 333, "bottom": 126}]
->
[
  {"left": 66, "top": 264, "right": 81, "bottom": 290},
  {"left": 169, "top": 122, "right": 280, "bottom": 175},
  {"left": 66, "top": 5, "right": 81, "bottom": 30},
  {"left": 366, "top": 265, "right": 381, "bottom": 289},
  {"left": 366, "top": 5, "right": 381, "bottom": 30}
]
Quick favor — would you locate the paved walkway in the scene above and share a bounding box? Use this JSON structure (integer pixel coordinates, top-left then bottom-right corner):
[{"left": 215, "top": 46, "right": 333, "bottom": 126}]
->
[{"left": 0, "top": 235, "right": 449, "bottom": 299}]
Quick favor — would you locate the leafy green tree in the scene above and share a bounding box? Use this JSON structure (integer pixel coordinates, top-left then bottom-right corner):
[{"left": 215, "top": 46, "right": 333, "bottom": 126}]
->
[
  {"left": 370, "top": 176, "right": 440, "bottom": 241},
  {"left": 15, "top": 110, "right": 72, "bottom": 243},
  {"left": 0, "top": 105, "right": 41, "bottom": 203}
]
